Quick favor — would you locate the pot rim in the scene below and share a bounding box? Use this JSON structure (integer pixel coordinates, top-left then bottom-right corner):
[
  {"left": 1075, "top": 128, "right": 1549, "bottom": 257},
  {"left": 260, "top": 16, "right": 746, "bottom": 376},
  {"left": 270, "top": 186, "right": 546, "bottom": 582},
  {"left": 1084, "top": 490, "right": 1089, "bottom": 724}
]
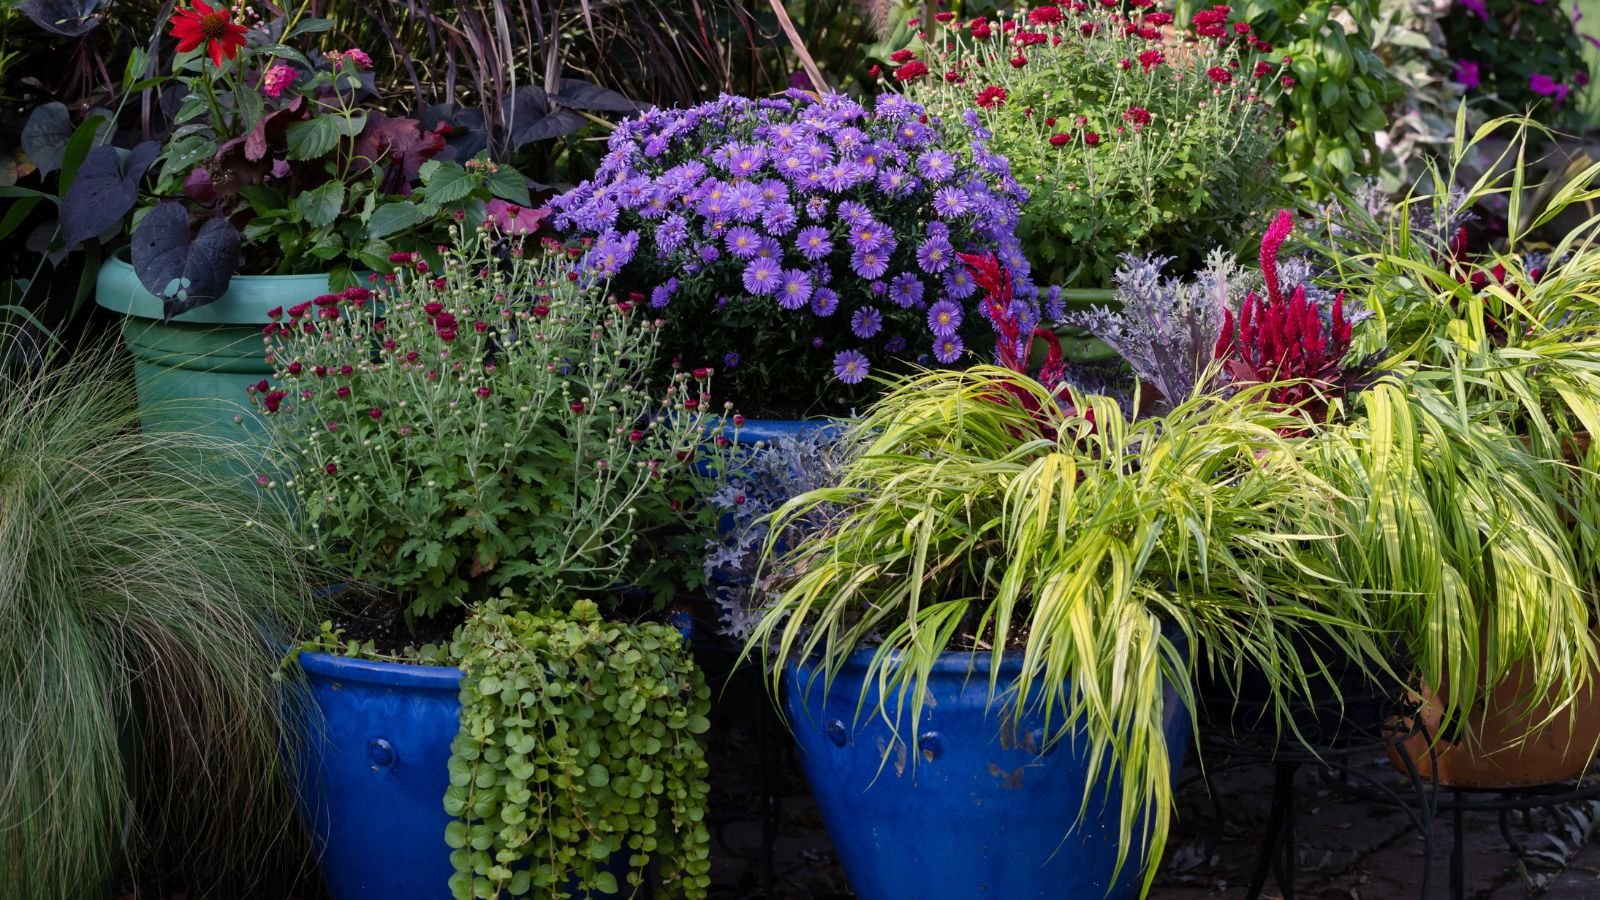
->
[{"left": 296, "top": 648, "right": 463, "bottom": 691}]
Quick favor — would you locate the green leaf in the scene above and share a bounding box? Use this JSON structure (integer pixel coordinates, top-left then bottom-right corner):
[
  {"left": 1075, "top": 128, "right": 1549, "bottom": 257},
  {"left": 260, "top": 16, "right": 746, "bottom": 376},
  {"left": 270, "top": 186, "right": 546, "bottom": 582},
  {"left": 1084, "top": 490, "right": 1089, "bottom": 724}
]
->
[
  {"left": 284, "top": 17, "right": 335, "bottom": 40},
  {"left": 419, "top": 163, "right": 476, "bottom": 206},
  {"left": 478, "top": 676, "right": 502, "bottom": 697},
  {"left": 331, "top": 110, "right": 368, "bottom": 138},
  {"left": 368, "top": 201, "right": 425, "bottom": 238},
  {"left": 285, "top": 116, "right": 341, "bottom": 161},
  {"left": 585, "top": 764, "right": 609, "bottom": 788},
  {"left": 59, "top": 114, "right": 111, "bottom": 193},
  {"left": 484, "top": 167, "right": 531, "bottom": 206},
  {"left": 255, "top": 43, "right": 313, "bottom": 69},
  {"left": 297, "top": 181, "right": 345, "bottom": 228},
  {"left": 157, "top": 134, "right": 216, "bottom": 186}
]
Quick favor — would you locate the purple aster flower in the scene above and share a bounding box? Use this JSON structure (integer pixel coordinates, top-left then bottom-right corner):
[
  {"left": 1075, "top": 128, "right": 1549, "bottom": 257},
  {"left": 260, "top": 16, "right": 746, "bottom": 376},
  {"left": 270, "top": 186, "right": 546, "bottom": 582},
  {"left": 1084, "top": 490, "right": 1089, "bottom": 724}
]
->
[
  {"left": 917, "top": 236, "right": 953, "bottom": 273},
  {"left": 766, "top": 203, "right": 798, "bottom": 234},
  {"left": 918, "top": 150, "right": 956, "bottom": 182},
  {"left": 753, "top": 238, "right": 783, "bottom": 260},
  {"left": 743, "top": 258, "right": 781, "bottom": 295},
  {"left": 833, "top": 349, "right": 870, "bottom": 384},
  {"left": 759, "top": 179, "right": 790, "bottom": 205},
  {"left": 811, "top": 336, "right": 826, "bottom": 349},
  {"left": 811, "top": 287, "right": 840, "bottom": 317},
  {"left": 726, "top": 144, "right": 767, "bottom": 176},
  {"left": 805, "top": 197, "right": 829, "bottom": 220},
  {"left": 889, "top": 273, "right": 925, "bottom": 309},
  {"left": 837, "top": 201, "right": 873, "bottom": 228},
  {"left": 729, "top": 181, "right": 765, "bottom": 221},
  {"left": 850, "top": 306, "right": 883, "bottom": 339},
  {"left": 933, "top": 334, "right": 964, "bottom": 365},
  {"left": 944, "top": 266, "right": 976, "bottom": 299},
  {"left": 819, "top": 163, "right": 860, "bottom": 193},
  {"left": 776, "top": 269, "right": 813, "bottom": 310},
  {"left": 800, "top": 141, "right": 832, "bottom": 167},
  {"left": 850, "top": 220, "right": 895, "bottom": 254},
  {"left": 651, "top": 278, "right": 679, "bottom": 308},
  {"left": 933, "top": 187, "right": 972, "bottom": 218},
  {"left": 927, "top": 299, "right": 962, "bottom": 338},
  {"left": 699, "top": 243, "right": 722, "bottom": 264},
  {"left": 775, "top": 151, "right": 811, "bottom": 179},
  {"left": 797, "top": 226, "right": 834, "bottom": 262},
  {"left": 884, "top": 335, "right": 908, "bottom": 354},
  {"left": 657, "top": 215, "right": 688, "bottom": 253},
  {"left": 1044, "top": 285, "right": 1064, "bottom": 321},
  {"left": 724, "top": 351, "right": 741, "bottom": 369},
  {"left": 876, "top": 168, "right": 914, "bottom": 197},
  {"left": 851, "top": 246, "right": 890, "bottom": 280},
  {"left": 725, "top": 225, "right": 762, "bottom": 259},
  {"left": 698, "top": 181, "right": 732, "bottom": 219}
]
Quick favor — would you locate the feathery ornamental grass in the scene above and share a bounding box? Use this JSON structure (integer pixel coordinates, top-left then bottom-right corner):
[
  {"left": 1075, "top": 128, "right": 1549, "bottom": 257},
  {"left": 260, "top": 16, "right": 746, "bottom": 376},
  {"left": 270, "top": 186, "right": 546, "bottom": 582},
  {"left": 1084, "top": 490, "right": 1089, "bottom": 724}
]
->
[{"left": 0, "top": 342, "right": 322, "bottom": 899}]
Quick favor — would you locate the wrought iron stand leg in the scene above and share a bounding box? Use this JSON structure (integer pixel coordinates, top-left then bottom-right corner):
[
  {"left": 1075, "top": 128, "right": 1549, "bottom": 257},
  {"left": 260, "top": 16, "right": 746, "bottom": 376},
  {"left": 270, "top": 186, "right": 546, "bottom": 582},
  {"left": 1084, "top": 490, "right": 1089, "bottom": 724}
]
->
[
  {"left": 1247, "top": 760, "right": 1298, "bottom": 899},
  {"left": 759, "top": 684, "right": 778, "bottom": 897},
  {"left": 1450, "top": 791, "right": 1465, "bottom": 900}
]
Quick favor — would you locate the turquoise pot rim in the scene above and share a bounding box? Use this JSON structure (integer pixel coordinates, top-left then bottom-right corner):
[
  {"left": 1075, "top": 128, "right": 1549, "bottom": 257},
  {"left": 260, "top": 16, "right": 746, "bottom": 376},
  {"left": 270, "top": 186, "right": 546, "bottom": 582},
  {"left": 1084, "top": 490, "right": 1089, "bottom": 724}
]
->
[{"left": 95, "top": 247, "right": 338, "bottom": 326}]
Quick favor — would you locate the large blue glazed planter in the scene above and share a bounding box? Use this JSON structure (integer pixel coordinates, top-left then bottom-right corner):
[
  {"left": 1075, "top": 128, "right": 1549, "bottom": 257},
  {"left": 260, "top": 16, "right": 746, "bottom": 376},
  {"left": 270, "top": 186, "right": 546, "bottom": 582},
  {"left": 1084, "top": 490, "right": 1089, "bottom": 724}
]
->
[
  {"left": 291, "top": 651, "right": 464, "bottom": 899},
  {"left": 786, "top": 646, "right": 1192, "bottom": 900}
]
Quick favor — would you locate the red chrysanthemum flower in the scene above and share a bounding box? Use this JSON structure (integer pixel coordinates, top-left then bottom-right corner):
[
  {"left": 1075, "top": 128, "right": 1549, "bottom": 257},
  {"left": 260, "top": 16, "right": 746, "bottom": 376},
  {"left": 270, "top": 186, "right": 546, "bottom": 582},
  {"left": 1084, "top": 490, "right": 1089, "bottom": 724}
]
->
[
  {"left": 1017, "top": 30, "right": 1048, "bottom": 46},
  {"left": 1048, "top": 133, "right": 1071, "bottom": 146},
  {"left": 1083, "top": 131, "right": 1101, "bottom": 147},
  {"left": 890, "top": 48, "right": 917, "bottom": 63},
  {"left": 1009, "top": 53, "right": 1028, "bottom": 68},
  {"left": 1207, "top": 66, "right": 1233, "bottom": 84},
  {"left": 975, "top": 85, "right": 1008, "bottom": 108},
  {"left": 893, "top": 60, "right": 929, "bottom": 82},
  {"left": 1123, "top": 106, "right": 1151, "bottom": 127},
  {"left": 969, "top": 17, "right": 993, "bottom": 39},
  {"left": 169, "top": 0, "right": 249, "bottom": 68},
  {"left": 1027, "top": 6, "right": 1063, "bottom": 25},
  {"left": 1253, "top": 60, "right": 1272, "bottom": 78}
]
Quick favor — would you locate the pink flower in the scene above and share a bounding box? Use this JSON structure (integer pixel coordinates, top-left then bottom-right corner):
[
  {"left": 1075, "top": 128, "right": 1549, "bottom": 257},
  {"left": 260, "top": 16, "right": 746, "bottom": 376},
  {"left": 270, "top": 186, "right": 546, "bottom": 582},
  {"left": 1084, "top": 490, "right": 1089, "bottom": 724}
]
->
[
  {"left": 344, "top": 48, "right": 373, "bottom": 69},
  {"left": 262, "top": 65, "right": 296, "bottom": 99},
  {"left": 484, "top": 199, "right": 549, "bottom": 236},
  {"left": 1454, "top": 59, "right": 1481, "bottom": 89},
  {"left": 1529, "top": 72, "right": 1571, "bottom": 107},
  {"left": 1460, "top": 0, "right": 1487, "bottom": 17}
]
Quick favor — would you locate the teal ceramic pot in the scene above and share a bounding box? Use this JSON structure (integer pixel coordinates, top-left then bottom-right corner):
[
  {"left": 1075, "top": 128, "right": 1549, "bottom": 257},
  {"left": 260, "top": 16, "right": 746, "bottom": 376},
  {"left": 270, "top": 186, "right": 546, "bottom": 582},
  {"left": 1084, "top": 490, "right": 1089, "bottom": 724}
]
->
[{"left": 95, "top": 251, "right": 338, "bottom": 480}]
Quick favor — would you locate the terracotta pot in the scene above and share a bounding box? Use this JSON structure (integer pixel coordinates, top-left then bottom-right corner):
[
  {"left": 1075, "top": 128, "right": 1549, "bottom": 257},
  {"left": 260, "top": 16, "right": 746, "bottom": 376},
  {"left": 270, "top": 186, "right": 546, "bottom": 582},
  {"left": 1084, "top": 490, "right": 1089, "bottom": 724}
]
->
[{"left": 1387, "top": 629, "right": 1600, "bottom": 788}]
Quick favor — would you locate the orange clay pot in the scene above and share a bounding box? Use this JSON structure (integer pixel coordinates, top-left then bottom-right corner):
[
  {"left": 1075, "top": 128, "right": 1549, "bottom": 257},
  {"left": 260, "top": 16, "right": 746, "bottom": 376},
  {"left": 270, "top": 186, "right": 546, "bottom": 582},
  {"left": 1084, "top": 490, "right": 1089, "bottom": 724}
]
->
[{"left": 1387, "top": 629, "right": 1600, "bottom": 788}]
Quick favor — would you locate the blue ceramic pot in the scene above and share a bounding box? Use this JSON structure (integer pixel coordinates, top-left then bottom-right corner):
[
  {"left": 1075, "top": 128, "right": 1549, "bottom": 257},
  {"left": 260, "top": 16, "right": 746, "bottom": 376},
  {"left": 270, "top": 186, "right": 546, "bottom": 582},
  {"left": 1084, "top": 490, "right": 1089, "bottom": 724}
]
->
[
  {"left": 291, "top": 651, "right": 463, "bottom": 899},
  {"left": 786, "top": 646, "right": 1192, "bottom": 900}
]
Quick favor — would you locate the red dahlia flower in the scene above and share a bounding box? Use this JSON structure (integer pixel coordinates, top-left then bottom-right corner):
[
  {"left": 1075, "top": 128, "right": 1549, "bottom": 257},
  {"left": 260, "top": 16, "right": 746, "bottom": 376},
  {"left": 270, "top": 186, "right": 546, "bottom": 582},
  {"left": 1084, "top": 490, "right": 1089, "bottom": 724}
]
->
[{"left": 170, "top": 0, "right": 249, "bottom": 68}]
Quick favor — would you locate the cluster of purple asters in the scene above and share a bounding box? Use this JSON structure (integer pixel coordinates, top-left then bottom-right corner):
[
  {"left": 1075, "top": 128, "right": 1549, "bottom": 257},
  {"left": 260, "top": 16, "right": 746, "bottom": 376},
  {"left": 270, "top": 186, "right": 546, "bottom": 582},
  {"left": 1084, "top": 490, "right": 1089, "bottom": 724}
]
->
[{"left": 549, "top": 89, "right": 1052, "bottom": 410}]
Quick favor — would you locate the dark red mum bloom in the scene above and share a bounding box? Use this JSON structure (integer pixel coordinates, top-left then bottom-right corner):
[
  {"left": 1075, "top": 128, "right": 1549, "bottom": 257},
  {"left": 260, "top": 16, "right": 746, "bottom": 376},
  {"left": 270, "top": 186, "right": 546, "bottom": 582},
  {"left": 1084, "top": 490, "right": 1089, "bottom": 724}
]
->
[
  {"left": 1027, "top": 6, "right": 1063, "bottom": 25},
  {"left": 1048, "top": 133, "right": 1071, "bottom": 146},
  {"left": 1123, "top": 106, "right": 1151, "bottom": 127},
  {"left": 1009, "top": 54, "right": 1028, "bottom": 68},
  {"left": 893, "top": 60, "right": 930, "bottom": 82},
  {"left": 976, "top": 85, "right": 1008, "bottom": 108},
  {"left": 1083, "top": 132, "right": 1101, "bottom": 146},
  {"left": 1139, "top": 48, "right": 1163, "bottom": 72},
  {"left": 1207, "top": 66, "right": 1233, "bottom": 84},
  {"left": 325, "top": 462, "right": 337, "bottom": 475},
  {"left": 263, "top": 390, "right": 288, "bottom": 413},
  {"left": 890, "top": 48, "right": 917, "bottom": 63},
  {"left": 1254, "top": 60, "right": 1272, "bottom": 78},
  {"left": 1017, "top": 30, "right": 1048, "bottom": 46},
  {"left": 336, "top": 386, "right": 351, "bottom": 398},
  {"left": 969, "top": 17, "right": 992, "bottom": 39},
  {"left": 169, "top": 0, "right": 249, "bottom": 68}
]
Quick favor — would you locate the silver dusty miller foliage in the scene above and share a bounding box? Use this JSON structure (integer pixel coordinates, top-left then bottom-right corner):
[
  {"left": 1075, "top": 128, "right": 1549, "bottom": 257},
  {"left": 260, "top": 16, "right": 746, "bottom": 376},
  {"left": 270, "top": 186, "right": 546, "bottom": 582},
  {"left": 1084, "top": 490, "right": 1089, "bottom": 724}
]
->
[
  {"left": 703, "top": 429, "right": 858, "bottom": 638},
  {"left": 1065, "top": 249, "right": 1253, "bottom": 407}
]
